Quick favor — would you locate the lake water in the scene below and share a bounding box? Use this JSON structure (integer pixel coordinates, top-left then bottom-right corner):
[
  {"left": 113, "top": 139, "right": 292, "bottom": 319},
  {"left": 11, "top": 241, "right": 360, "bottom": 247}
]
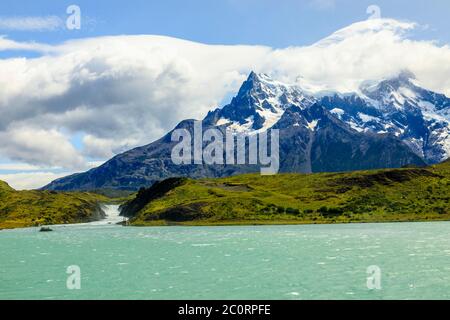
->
[{"left": 1, "top": 215, "right": 450, "bottom": 300}]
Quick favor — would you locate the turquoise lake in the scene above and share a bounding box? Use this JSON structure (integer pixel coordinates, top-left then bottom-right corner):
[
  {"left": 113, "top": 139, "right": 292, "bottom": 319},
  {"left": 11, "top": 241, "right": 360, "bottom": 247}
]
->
[{"left": 1, "top": 221, "right": 450, "bottom": 300}]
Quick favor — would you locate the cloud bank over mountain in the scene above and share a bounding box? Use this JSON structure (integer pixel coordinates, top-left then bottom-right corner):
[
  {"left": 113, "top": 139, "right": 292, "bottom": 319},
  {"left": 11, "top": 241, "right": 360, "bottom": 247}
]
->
[{"left": 0, "top": 18, "right": 449, "bottom": 188}]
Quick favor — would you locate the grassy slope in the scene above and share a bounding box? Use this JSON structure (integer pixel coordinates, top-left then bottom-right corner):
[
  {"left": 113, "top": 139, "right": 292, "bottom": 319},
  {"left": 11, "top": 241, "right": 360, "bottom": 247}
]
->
[
  {"left": 127, "top": 160, "right": 450, "bottom": 226},
  {"left": 0, "top": 181, "right": 108, "bottom": 229}
]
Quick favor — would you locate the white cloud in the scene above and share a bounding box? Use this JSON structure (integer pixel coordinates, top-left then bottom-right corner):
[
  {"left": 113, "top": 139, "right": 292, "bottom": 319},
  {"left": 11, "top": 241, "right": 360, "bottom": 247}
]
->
[
  {"left": 264, "top": 19, "right": 450, "bottom": 94},
  {"left": 0, "top": 18, "right": 448, "bottom": 182},
  {"left": 0, "top": 16, "right": 63, "bottom": 31},
  {"left": 0, "top": 161, "right": 103, "bottom": 190},
  {"left": 0, "top": 163, "right": 41, "bottom": 171},
  {"left": 0, "top": 171, "right": 70, "bottom": 190},
  {"left": 0, "top": 36, "right": 54, "bottom": 52},
  {"left": 82, "top": 134, "right": 140, "bottom": 159},
  {"left": 0, "top": 127, "right": 85, "bottom": 169}
]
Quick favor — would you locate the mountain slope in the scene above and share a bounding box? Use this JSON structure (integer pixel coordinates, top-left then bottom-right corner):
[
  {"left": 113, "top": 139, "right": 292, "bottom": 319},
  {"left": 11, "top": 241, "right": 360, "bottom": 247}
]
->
[
  {"left": 0, "top": 181, "right": 108, "bottom": 229},
  {"left": 0, "top": 180, "right": 14, "bottom": 194},
  {"left": 203, "top": 71, "right": 315, "bottom": 133},
  {"left": 275, "top": 104, "right": 423, "bottom": 173},
  {"left": 121, "top": 159, "right": 450, "bottom": 226},
  {"left": 320, "top": 71, "right": 450, "bottom": 163},
  {"left": 44, "top": 72, "right": 435, "bottom": 191}
]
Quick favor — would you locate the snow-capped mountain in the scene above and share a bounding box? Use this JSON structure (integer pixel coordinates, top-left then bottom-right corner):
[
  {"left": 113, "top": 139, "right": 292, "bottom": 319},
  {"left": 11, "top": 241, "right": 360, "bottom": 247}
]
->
[
  {"left": 205, "top": 71, "right": 449, "bottom": 164},
  {"left": 204, "top": 71, "right": 316, "bottom": 134},
  {"left": 320, "top": 70, "right": 450, "bottom": 163},
  {"left": 43, "top": 71, "right": 432, "bottom": 191}
]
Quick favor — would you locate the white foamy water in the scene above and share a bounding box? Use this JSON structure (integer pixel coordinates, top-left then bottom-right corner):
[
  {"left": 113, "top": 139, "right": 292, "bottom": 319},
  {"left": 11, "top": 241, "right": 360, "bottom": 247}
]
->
[
  {"left": 51, "top": 204, "right": 126, "bottom": 228},
  {"left": 89, "top": 204, "right": 126, "bottom": 226}
]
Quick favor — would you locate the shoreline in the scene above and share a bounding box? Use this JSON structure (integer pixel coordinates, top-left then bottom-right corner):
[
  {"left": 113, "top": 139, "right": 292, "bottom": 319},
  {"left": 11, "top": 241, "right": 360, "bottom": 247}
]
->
[
  {"left": 128, "top": 216, "right": 450, "bottom": 227},
  {"left": 0, "top": 203, "right": 126, "bottom": 231},
  {"left": 4, "top": 216, "right": 450, "bottom": 231}
]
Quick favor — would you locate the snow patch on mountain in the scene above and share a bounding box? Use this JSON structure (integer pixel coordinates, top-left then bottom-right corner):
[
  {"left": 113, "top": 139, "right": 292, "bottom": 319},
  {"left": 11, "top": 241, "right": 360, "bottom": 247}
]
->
[
  {"left": 330, "top": 108, "right": 345, "bottom": 118},
  {"left": 306, "top": 119, "right": 319, "bottom": 131},
  {"left": 209, "top": 71, "right": 449, "bottom": 163},
  {"left": 358, "top": 113, "right": 378, "bottom": 123},
  {"left": 210, "top": 72, "right": 315, "bottom": 134}
]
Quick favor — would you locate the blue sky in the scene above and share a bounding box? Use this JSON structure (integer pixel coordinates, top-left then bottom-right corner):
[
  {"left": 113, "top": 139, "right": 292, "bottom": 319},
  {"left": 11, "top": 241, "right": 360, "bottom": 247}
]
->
[
  {"left": 0, "top": 0, "right": 449, "bottom": 189},
  {"left": 0, "top": 0, "right": 449, "bottom": 48}
]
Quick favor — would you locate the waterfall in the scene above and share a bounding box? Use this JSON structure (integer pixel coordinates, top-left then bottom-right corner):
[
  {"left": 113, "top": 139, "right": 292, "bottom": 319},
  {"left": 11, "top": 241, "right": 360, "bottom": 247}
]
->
[{"left": 90, "top": 204, "right": 127, "bottom": 226}]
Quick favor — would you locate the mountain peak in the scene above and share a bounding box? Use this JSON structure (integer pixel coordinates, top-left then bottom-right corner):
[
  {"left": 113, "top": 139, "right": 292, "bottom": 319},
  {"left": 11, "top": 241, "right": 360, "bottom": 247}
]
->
[
  {"left": 247, "top": 70, "right": 262, "bottom": 80},
  {"left": 245, "top": 71, "right": 274, "bottom": 84},
  {"left": 383, "top": 70, "right": 417, "bottom": 88},
  {"left": 247, "top": 71, "right": 258, "bottom": 81},
  {"left": 380, "top": 70, "right": 417, "bottom": 88},
  {"left": 237, "top": 72, "right": 280, "bottom": 101},
  {"left": 205, "top": 72, "right": 315, "bottom": 134},
  {"left": 396, "top": 69, "right": 416, "bottom": 81},
  {"left": 361, "top": 69, "right": 417, "bottom": 98}
]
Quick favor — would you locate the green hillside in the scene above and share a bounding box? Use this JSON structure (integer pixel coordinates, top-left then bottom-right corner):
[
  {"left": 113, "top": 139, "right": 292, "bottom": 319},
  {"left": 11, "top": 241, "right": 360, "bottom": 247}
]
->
[
  {"left": 0, "top": 183, "right": 108, "bottom": 229},
  {"left": 0, "top": 180, "right": 14, "bottom": 193},
  {"left": 122, "top": 159, "right": 450, "bottom": 226},
  {"left": 2, "top": 160, "right": 449, "bottom": 229}
]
